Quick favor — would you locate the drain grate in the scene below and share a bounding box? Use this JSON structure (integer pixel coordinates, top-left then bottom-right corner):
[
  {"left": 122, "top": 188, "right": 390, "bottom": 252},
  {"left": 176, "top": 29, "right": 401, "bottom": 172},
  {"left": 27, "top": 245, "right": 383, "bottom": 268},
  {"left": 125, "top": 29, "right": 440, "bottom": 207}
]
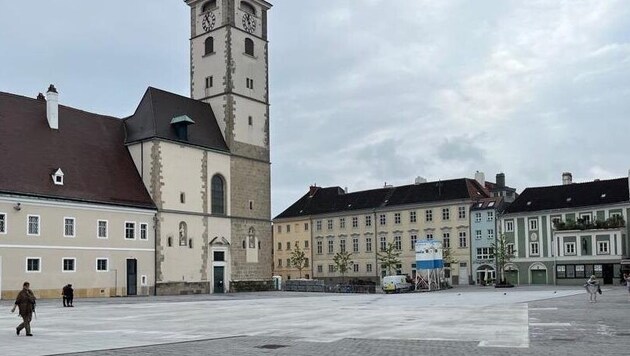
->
[{"left": 256, "top": 344, "right": 289, "bottom": 350}]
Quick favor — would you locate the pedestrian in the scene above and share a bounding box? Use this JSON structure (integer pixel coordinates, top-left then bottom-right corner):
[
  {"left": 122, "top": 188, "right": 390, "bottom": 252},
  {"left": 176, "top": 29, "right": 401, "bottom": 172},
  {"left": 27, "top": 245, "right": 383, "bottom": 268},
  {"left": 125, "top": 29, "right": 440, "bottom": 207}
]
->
[
  {"left": 624, "top": 273, "right": 630, "bottom": 302},
  {"left": 11, "top": 281, "right": 36, "bottom": 336},
  {"left": 584, "top": 275, "right": 599, "bottom": 303},
  {"left": 62, "top": 284, "right": 69, "bottom": 307},
  {"left": 67, "top": 284, "right": 74, "bottom": 307}
]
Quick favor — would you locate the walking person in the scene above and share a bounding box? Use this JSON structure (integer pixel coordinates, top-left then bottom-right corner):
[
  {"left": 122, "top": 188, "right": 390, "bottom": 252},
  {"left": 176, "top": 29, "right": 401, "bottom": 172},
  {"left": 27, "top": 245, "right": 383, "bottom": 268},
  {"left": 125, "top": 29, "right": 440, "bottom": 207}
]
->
[
  {"left": 11, "top": 281, "right": 36, "bottom": 336},
  {"left": 67, "top": 284, "right": 74, "bottom": 307},
  {"left": 584, "top": 275, "right": 599, "bottom": 303},
  {"left": 62, "top": 284, "right": 69, "bottom": 307}
]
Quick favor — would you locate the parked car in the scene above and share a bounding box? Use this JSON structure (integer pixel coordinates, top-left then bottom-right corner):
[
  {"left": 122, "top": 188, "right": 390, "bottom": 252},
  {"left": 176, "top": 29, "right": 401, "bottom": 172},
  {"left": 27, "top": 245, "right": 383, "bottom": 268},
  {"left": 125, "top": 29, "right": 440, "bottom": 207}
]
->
[{"left": 382, "top": 275, "right": 413, "bottom": 294}]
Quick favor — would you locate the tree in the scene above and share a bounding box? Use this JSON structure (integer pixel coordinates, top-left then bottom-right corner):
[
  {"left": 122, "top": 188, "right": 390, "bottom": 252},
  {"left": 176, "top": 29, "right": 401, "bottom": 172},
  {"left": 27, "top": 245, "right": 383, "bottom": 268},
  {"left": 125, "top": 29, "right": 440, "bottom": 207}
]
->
[
  {"left": 376, "top": 242, "right": 402, "bottom": 276},
  {"left": 491, "top": 233, "right": 516, "bottom": 285},
  {"left": 289, "top": 244, "right": 308, "bottom": 279},
  {"left": 333, "top": 250, "right": 353, "bottom": 282}
]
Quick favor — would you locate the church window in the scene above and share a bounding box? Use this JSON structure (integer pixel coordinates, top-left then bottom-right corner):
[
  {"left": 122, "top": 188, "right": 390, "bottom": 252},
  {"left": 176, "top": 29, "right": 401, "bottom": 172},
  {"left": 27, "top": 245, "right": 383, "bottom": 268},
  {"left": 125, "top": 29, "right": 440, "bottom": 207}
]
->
[
  {"left": 189, "top": 238, "right": 193, "bottom": 249},
  {"left": 249, "top": 200, "right": 254, "bottom": 210},
  {"left": 180, "top": 192, "right": 186, "bottom": 204},
  {"left": 205, "top": 76, "right": 213, "bottom": 88},
  {"left": 245, "top": 38, "right": 254, "bottom": 56},
  {"left": 241, "top": 1, "right": 256, "bottom": 15},
  {"left": 178, "top": 222, "right": 188, "bottom": 246},
  {"left": 204, "top": 36, "right": 214, "bottom": 55},
  {"left": 248, "top": 116, "right": 253, "bottom": 126},
  {"left": 167, "top": 236, "right": 173, "bottom": 247},
  {"left": 248, "top": 227, "right": 256, "bottom": 248},
  {"left": 211, "top": 175, "right": 225, "bottom": 215},
  {"left": 202, "top": 1, "right": 216, "bottom": 13}
]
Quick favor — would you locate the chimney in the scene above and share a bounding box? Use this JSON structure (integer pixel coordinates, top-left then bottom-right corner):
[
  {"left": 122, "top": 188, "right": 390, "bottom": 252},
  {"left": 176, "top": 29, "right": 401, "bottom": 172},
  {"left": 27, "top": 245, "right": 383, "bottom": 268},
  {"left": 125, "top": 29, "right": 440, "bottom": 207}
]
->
[
  {"left": 475, "top": 171, "right": 485, "bottom": 186},
  {"left": 414, "top": 176, "right": 427, "bottom": 184},
  {"left": 562, "top": 172, "right": 572, "bottom": 185},
  {"left": 309, "top": 185, "right": 318, "bottom": 197},
  {"left": 496, "top": 173, "right": 505, "bottom": 188},
  {"left": 46, "top": 84, "right": 59, "bottom": 130}
]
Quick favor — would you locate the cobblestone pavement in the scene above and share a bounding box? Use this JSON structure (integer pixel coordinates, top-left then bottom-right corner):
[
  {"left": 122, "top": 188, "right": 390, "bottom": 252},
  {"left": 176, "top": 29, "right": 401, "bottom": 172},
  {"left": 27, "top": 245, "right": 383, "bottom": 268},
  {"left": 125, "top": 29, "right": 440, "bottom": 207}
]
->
[{"left": 46, "top": 286, "right": 630, "bottom": 356}]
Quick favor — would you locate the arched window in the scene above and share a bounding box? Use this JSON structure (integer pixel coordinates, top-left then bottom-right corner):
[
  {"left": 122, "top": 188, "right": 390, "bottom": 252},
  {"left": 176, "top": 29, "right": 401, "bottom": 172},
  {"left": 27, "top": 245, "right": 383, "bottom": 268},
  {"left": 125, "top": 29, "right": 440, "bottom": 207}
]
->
[
  {"left": 248, "top": 227, "right": 256, "bottom": 248},
  {"left": 244, "top": 38, "right": 254, "bottom": 56},
  {"left": 211, "top": 174, "right": 225, "bottom": 215},
  {"left": 241, "top": 1, "right": 256, "bottom": 15},
  {"left": 202, "top": 0, "right": 216, "bottom": 13},
  {"left": 205, "top": 36, "right": 214, "bottom": 55},
  {"left": 178, "top": 222, "right": 187, "bottom": 246}
]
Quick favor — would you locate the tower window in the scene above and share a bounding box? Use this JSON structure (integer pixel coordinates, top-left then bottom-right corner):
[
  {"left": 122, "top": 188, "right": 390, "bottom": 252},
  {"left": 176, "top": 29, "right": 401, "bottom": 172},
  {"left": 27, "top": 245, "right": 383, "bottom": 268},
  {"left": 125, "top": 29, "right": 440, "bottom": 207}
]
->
[
  {"left": 248, "top": 116, "right": 253, "bottom": 126},
  {"left": 211, "top": 174, "right": 225, "bottom": 215},
  {"left": 249, "top": 200, "right": 254, "bottom": 210},
  {"left": 246, "top": 78, "right": 254, "bottom": 89},
  {"left": 205, "top": 76, "right": 213, "bottom": 88},
  {"left": 240, "top": 1, "right": 256, "bottom": 15},
  {"left": 245, "top": 38, "right": 254, "bottom": 56},
  {"left": 202, "top": 0, "right": 217, "bottom": 13},
  {"left": 180, "top": 192, "right": 186, "bottom": 204},
  {"left": 204, "top": 36, "right": 214, "bottom": 55}
]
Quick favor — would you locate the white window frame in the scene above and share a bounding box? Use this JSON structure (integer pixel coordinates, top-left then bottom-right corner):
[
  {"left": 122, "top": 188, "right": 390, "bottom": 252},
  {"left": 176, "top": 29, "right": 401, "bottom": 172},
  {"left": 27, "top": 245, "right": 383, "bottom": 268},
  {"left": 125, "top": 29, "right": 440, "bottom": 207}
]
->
[
  {"left": 487, "top": 229, "right": 494, "bottom": 240},
  {"left": 475, "top": 230, "right": 482, "bottom": 240},
  {"left": 63, "top": 217, "right": 76, "bottom": 238},
  {"left": 96, "top": 258, "right": 109, "bottom": 272},
  {"left": 530, "top": 242, "right": 539, "bottom": 256},
  {"left": 410, "top": 234, "right": 417, "bottom": 250},
  {"left": 379, "top": 214, "right": 386, "bottom": 225},
  {"left": 458, "top": 231, "right": 467, "bottom": 248},
  {"left": 410, "top": 211, "right": 417, "bottom": 223},
  {"left": 316, "top": 220, "right": 322, "bottom": 231},
  {"left": 62, "top": 257, "right": 76, "bottom": 272},
  {"left": 425, "top": 209, "right": 433, "bottom": 222},
  {"left": 394, "top": 213, "right": 401, "bottom": 224},
  {"left": 352, "top": 217, "right": 358, "bottom": 228},
  {"left": 597, "top": 241, "right": 610, "bottom": 255},
  {"left": 0, "top": 212, "right": 6, "bottom": 234},
  {"left": 327, "top": 219, "right": 333, "bottom": 230},
  {"left": 529, "top": 218, "right": 538, "bottom": 230},
  {"left": 140, "top": 223, "right": 148, "bottom": 240},
  {"left": 505, "top": 220, "right": 514, "bottom": 232},
  {"left": 394, "top": 235, "right": 402, "bottom": 250},
  {"left": 458, "top": 206, "right": 466, "bottom": 219},
  {"left": 124, "top": 221, "right": 136, "bottom": 240},
  {"left": 97, "top": 220, "right": 108, "bottom": 239},
  {"left": 27, "top": 215, "right": 40, "bottom": 236},
  {"left": 487, "top": 211, "right": 494, "bottom": 221},
  {"left": 507, "top": 243, "right": 515, "bottom": 255},
  {"left": 339, "top": 218, "right": 345, "bottom": 229},
  {"left": 475, "top": 212, "right": 482, "bottom": 223},
  {"left": 353, "top": 264, "right": 359, "bottom": 273},
  {"left": 564, "top": 242, "right": 576, "bottom": 256},
  {"left": 442, "top": 208, "right": 450, "bottom": 221},
  {"left": 26, "top": 257, "right": 41, "bottom": 273}
]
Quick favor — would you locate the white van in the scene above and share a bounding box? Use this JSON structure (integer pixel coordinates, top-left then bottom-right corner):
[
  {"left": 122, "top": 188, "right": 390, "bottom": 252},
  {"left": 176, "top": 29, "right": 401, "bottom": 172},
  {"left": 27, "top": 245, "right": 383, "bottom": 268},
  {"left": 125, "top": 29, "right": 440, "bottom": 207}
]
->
[{"left": 382, "top": 275, "right": 413, "bottom": 294}]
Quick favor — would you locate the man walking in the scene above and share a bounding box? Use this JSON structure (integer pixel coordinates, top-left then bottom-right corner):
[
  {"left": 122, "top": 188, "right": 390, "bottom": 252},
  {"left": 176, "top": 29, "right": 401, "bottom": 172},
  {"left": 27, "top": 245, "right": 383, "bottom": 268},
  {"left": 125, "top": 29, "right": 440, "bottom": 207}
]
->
[{"left": 11, "top": 281, "right": 36, "bottom": 336}]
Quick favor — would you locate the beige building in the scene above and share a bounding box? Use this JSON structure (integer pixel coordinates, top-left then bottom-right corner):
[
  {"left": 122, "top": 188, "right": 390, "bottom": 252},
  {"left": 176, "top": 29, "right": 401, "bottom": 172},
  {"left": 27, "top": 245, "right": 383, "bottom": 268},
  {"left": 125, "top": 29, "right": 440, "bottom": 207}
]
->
[
  {"left": 272, "top": 217, "right": 312, "bottom": 280},
  {"left": 274, "top": 179, "right": 490, "bottom": 285}
]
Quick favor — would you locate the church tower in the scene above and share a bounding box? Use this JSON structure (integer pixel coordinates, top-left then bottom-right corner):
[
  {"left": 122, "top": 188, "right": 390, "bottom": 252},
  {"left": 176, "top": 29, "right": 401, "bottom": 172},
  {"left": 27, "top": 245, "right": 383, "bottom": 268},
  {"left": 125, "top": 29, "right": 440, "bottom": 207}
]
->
[{"left": 186, "top": 0, "right": 272, "bottom": 282}]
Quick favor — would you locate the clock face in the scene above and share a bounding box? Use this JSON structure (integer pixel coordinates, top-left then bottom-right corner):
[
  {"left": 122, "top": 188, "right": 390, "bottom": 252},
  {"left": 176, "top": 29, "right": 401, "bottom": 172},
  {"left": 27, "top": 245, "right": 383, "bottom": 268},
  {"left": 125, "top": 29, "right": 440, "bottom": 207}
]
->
[
  {"left": 242, "top": 13, "right": 256, "bottom": 33},
  {"left": 202, "top": 12, "right": 216, "bottom": 32}
]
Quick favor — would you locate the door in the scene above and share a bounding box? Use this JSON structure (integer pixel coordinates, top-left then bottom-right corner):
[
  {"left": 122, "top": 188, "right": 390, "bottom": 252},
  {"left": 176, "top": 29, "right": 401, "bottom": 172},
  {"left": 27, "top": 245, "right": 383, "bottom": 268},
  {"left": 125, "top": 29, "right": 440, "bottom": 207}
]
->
[
  {"left": 459, "top": 267, "right": 469, "bottom": 285},
  {"left": 602, "top": 264, "right": 614, "bottom": 285},
  {"left": 126, "top": 259, "right": 137, "bottom": 296},
  {"left": 213, "top": 266, "right": 224, "bottom": 293},
  {"left": 531, "top": 270, "right": 547, "bottom": 284},
  {"left": 505, "top": 270, "right": 518, "bottom": 285}
]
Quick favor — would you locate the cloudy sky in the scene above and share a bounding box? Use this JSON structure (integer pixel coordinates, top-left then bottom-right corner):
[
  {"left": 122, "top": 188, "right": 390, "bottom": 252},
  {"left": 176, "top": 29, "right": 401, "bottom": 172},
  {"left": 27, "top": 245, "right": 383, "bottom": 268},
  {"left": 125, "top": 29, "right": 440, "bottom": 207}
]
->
[{"left": 2, "top": 1, "right": 629, "bottom": 216}]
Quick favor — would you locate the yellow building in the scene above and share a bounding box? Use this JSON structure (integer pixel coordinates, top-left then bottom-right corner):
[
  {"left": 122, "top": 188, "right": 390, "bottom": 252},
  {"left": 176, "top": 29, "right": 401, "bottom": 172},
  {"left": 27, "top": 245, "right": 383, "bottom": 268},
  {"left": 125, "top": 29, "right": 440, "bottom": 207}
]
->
[{"left": 272, "top": 217, "right": 312, "bottom": 280}]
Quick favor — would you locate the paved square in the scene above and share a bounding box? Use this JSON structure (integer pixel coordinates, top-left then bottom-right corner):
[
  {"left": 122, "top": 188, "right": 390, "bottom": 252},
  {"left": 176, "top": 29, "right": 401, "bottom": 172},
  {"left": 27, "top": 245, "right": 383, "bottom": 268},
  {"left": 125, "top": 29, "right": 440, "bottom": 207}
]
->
[{"left": 1, "top": 287, "right": 629, "bottom": 355}]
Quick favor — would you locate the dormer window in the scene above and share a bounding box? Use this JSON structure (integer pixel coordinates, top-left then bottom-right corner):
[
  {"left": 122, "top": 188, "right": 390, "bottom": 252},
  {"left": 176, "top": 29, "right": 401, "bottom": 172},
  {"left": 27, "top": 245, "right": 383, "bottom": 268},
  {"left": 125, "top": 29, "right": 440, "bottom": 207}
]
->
[
  {"left": 52, "top": 168, "right": 64, "bottom": 185},
  {"left": 170, "top": 115, "right": 195, "bottom": 141}
]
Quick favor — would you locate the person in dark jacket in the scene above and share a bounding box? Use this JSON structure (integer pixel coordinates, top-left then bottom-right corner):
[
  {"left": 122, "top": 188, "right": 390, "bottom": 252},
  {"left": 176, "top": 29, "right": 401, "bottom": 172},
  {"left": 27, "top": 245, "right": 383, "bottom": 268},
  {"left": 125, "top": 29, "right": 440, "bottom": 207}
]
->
[
  {"left": 67, "top": 284, "right": 74, "bottom": 307},
  {"left": 11, "top": 281, "right": 36, "bottom": 336},
  {"left": 62, "top": 284, "right": 69, "bottom": 307}
]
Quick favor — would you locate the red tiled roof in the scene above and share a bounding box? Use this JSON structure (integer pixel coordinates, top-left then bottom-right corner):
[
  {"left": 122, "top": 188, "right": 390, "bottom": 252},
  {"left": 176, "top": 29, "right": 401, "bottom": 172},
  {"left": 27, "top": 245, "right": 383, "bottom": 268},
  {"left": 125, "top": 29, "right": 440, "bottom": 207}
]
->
[{"left": 0, "top": 91, "right": 155, "bottom": 209}]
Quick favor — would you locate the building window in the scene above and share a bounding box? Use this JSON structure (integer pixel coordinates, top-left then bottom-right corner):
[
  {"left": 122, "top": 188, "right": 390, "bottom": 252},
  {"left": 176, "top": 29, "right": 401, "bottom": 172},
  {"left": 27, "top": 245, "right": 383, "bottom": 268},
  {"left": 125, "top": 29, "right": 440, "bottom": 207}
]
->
[
  {"left": 564, "top": 242, "right": 576, "bottom": 255},
  {"left": 394, "top": 213, "right": 401, "bottom": 224},
  {"left": 598, "top": 241, "right": 609, "bottom": 254},
  {"left": 27, "top": 215, "right": 40, "bottom": 236},
  {"left": 366, "top": 237, "right": 372, "bottom": 252},
  {"left": 316, "top": 220, "right": 322, "bottom": 231},
  {"left": 339, "top": 218, "right": 346, "bottom": 229},
  {"left": 353, "top": 237, "right": 359, "bottom": 252},
  {"left": 443, "top": 233, "right": 450, "bottom": 248},
  {"left": 340, "top": 239, "right": 346, "bottom": 253},
  {"left": 366, "top": 263, "right": 373, "bottom": 273},
  {"left": 249, "top": 200, "right": 254, "bottom": 210},
  {"left": 328, "top": 240, "right": 334, "bottom": 254},
  {"left": 205, "top": 36, "right": 214, "bottom": 55},
  {"left": 575, "top": 264, "right": 585, "bottom": 278},
  {"left": 426, "top": 233, "right": 433, "bottom": 240},
  {"left": 365, "top": 215, "right": 372, "bottom": 227},
  {"left": 62, "top": 258, "right": 76, "bottom": 272},
  {"left": 410, "top": 234, "right": 417, "bottom": 250},
  {"left": 458, "top": 207, "right": 466, "bottom": 219},
  {"left": 286, "top": 241, "right": 291, "bottom": 250},
  {"left": 476, "top": 247, "right": 493, "bottom": 260},
  {"left": 304, "top": 258, "right": 309, "bottom": 267},
  {"left": 211, "top": 175, "right": 225, "bottom": 215},
  {"left": 140, "top": 223, "right": 148, "bottom": 240},
  {"left": 352, "top": 217, "right": 358, "bottom": 228},
  {"left": 277, "top": 242, "right": 282, "bottom": 250},
  {"left": 425, "top": 210, "right": 433, "bottom": 222},
  {"left": 125, "top": 222, "right": 136, "bottom": 240},
  {"left": 409, "top": 211, "right": 417, "bottom": 223},
  {"left": 286, "top": 224, "right": 291, "bottom": 233},
  {"left": 353, "top": 264, "right": 359, "bottom": 272},
  {"left": 316, "top": 240, "right": 323, "bottom": 254},
  {"left": 487, "top": 211, "right": 494, "bottom": 221},
  {"left": 246, "top": 78, "right": 254, "bottom": 89},
  {"left": 304, "top": 240, "right": 309, "bottom": 249},
  {"left": 286, "top": 259, "right": 290, "bottom": 268},
  {"left": 26, "top": 258, "right": 41, "bottom": 272},
  {"left": 530, "top": 242, "right": 539, "bottom": 256},
  {"left": 328, "top": 264, "right": 335, "bottom": 273},
  {"left": 529, "top": 218, "right": 538, "bottom": 230},
  {"left": 475, "top": 230, "right": 482, "bottom": 240},
  {"left": 0, "top": 213, "right": 5, "bottom": 233},
  {"left": 475, "top": 212, "right": 482, "bottom": 223},
  {"left": 327, "top": 219, "right": 333, "bottom": 230},
  {"left": 245, "top": 38, "right": 254, "bottom": 56},
  {"left": 248, "top": 116, "right": 253, "bottom": 126},
  {"left": 97, "top": 220, "right": 108, "bottom": 239},
  {"left": 277, "top": 259, "right": 282, "bottom": 268},
  {"left": 556, "top": 265, "right": 566, "bottom": 278},
  {"left": 505, "top": 220, "right": 514, "bottom": 232},
  {"left": 64, "top": 217, "right": 75, "bottom": 237},
  {"left": 487, "top": 229, "right": 494, "bottom": 239},
  {"left": 277, "top": 225, "right": 282, "bottom": 234},
  {"left": 458, "top": 232, "right": 467, "bottom": 248},
  {"left": 380, "top": 236, "right": 387, "bottom": 251},
  {"left": 317, "top": 265, "right": 323, "bottom": 273},
  {"left": 96, "top": 258, "right": 108, "bottom": 272},
  {"left": 507, "top": 243, "right": 515, "bottom": 255},
  {"left": 304, "top": 222, "right": 309, "bottom": 231},
  {"left": 205, "top": 76, "right": 213, "bottom": 89},
  {"left": 442, "top": 208, "right": 450, "bottom": 221},
  {"left": 394, "top": 235, "right": 402, "bottom": 250},
  {"left": 379, "top": 214, "right": 386, "bottom": 225}
]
